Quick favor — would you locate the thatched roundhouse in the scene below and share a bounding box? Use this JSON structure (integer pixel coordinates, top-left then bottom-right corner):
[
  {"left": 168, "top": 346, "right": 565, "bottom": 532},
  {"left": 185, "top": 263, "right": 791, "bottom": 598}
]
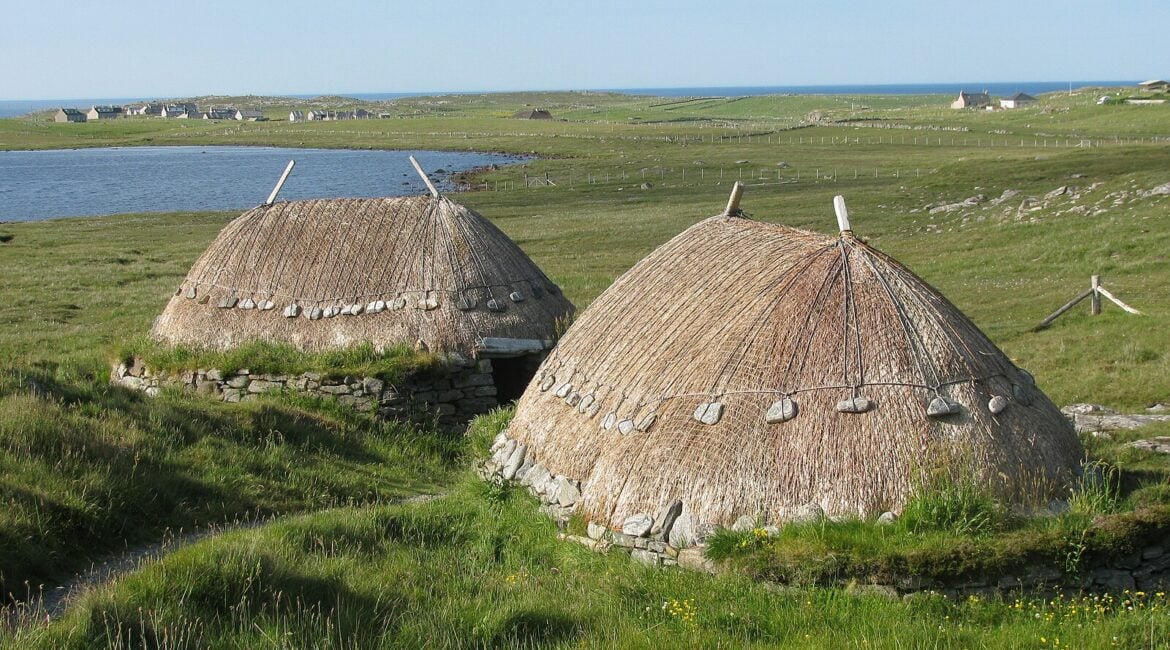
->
[
  {"left": 152, "top": 193, "right": 574, "bottom": 385},
  {"left": 501, "top": 193, "right": 1081, "bottom": 539}
]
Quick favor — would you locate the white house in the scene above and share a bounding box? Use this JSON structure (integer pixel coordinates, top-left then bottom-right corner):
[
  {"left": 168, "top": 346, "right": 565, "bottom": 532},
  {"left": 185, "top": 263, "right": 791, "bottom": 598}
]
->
[
  {"left": 999, "top": 93, "right": 1036, "bottom": 109},
  {"left": 950, "top": 91, "right": 991, "bottom": 109},
  {"left": 289, "top": 110, "right": 305, "bottom": 122},
  {"left": 235, "top": 109, "right": 264, "bottom": 121},
  {"left": 87, "top": 105, "right": 122, "bottom": 120}
]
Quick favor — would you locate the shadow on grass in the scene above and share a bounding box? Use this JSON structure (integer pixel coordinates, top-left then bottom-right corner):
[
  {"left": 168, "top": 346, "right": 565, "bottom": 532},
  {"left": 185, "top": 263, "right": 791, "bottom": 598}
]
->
[{"left": 491, "top": 609, "right": 584, "bottom": 648}]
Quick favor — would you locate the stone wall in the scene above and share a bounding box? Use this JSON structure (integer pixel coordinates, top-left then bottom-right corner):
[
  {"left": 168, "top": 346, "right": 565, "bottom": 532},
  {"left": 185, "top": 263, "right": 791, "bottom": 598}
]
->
[
  {"left": 112, "top": 357, "right": 499, "bottom": 429},
  {"left": 481, "top": 429, "right": 1170, "bottom": 596}
]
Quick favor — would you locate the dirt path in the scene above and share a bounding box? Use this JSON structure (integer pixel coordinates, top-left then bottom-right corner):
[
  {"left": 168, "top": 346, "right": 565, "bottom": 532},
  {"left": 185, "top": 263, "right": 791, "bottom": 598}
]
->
[{"left": 1, "top": 493, "right": 443, "bottom": 631}]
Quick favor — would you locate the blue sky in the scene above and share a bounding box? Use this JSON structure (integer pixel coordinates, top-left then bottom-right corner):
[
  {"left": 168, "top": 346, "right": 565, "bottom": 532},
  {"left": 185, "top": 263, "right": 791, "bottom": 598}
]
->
[{"left": 1, "top": 0, "right": 1166, "bottom": 100}]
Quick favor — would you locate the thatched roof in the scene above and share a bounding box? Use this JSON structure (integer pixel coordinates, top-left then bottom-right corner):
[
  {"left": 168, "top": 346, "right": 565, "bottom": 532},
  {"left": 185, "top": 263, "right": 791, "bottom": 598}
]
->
[
  {"left": 152, "top": 194, "right": 574, "bottom": 356},
  {"left": 505, "top": 197, "right": 1081, "bottom": 530}
]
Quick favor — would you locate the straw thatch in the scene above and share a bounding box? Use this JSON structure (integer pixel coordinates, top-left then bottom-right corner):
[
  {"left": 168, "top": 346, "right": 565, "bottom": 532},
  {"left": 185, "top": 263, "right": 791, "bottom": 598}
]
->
[
  {"left": 505, "top": 206, "right": 1082, "bottom": 531},
  {"left": 152, "top": 195, "right": 574, "bottom": 356}
]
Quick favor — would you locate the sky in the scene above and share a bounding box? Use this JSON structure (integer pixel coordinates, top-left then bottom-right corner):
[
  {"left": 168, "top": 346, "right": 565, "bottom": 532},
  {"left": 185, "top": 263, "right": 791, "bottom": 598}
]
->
[{"left": 1, "top": 0, "right": 1167, "bottom": 100}]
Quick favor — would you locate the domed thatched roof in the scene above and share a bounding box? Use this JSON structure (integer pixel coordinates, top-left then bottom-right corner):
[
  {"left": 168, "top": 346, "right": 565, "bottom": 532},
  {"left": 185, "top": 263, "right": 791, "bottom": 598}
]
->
[
  {"left": 152, "top": 193, "right": 574, "bottom": 356},
  {"left": 505, "top": 194, "right": 1081, "bottom": 531}
]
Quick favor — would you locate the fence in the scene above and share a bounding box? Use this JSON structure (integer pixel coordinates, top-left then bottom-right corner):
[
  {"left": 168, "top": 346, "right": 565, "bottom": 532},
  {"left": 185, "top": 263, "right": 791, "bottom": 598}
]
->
[{"left": 423, "top": 164, "right": 936, "bottom": 194}]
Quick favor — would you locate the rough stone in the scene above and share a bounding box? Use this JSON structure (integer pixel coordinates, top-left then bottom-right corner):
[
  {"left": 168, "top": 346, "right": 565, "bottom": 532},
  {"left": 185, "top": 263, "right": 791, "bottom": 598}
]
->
[
  {"left": 610, "top": 532, "right": 635, "bottom": 548},
  {"left": 732, "top": 515, "right": 757, "bottom": 532},
  {"left": 502, "top": 443, "right": 527, "bottom": 480},
  {"left": 587, "top": 522, "right": 608, "bottom": 540},
  {"left": 622, "top": 513, "right": 654, "bottom": 537},
  {"left": 877, "top": 511, "right": 897, "bottom": 526},
  {"left": 554, "top": 477, "right": 581, "bottom": 508},
  {"left": 693, "top": 401, "right": 724, "bottom": 425},
  {"left": 222, "top": 388, "right": 242, "bottom": 403},
  {"left": 677, "top": 547, "right": 717, "bottom": 574},
  {"left": 765, "top": 397, "right": 798, "bottom": 423},
  {"left": 247, "top": 380, "right": 281, "bottom": 394},
  {"left": 631, "top": 549, "right": 661, "bottom": 566},
  {"left": 1125, "top": 437, "right": 1170, "bottom": 454},
  {"left": 438, "top": 389, "right": 464, "bottom": 402},
  {"left": 495, "top": 439, "right": 518, "bottom": 465},
  {"left": 668, "top": 512, "right": 695, "bottom": 548},
  {"left": 1062, "top": 403, "right": 1117, "bottom": 416},
  {"left": 226, "top": 375, "right": 249, "bottom": 389},
  {"left": 790, "top": 503, "right": 825, "bottom": 524},
  {"left": 362, "top": 377, "right": 384, "bottom": 394},
  {"left": 1074, "top": 413, "right": 1170, "bottom": 433},
  {"left": 650, "top": 500, "right": 683, "bottom": 539}
]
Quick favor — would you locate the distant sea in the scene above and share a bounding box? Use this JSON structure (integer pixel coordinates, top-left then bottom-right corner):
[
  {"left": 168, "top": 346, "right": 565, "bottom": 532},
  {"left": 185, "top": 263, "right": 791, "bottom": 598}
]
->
[{"left": 0, "top": 82, "right": 1138, "bottom": 118}]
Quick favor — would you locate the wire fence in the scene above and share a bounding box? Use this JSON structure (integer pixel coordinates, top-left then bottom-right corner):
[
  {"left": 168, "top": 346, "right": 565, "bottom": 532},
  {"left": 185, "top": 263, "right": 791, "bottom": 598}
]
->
[
  {"left": 205, "top": 126, "right": 1170, "bottom": 150},
  {"left": 430, "top": 164, "right": 936, "bottom": 193}
]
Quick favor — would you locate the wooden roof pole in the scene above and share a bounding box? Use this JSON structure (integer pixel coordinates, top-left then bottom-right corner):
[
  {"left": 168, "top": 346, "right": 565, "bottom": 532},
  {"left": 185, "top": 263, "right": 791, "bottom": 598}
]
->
[
  {"left": 264, "top": 160, "right": 295, "bottom": 206},
  {"left": 723, "top": 181, "right": 745, "bottom": 216},
  {"left": 409, "top": 155, "right": 441, "bottom": 198},
  {"left": 833, "top": 195, "right": 852, "bottom": 234}
]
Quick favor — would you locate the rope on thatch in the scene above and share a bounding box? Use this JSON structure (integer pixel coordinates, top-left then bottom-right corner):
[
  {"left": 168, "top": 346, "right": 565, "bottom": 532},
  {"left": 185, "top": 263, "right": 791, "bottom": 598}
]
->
[
  {"left": 505, "top": 194, "right": 1081, "bottom": 529},
  {"left": 152, "top": 194, "right": 574, "bottom": 355}
]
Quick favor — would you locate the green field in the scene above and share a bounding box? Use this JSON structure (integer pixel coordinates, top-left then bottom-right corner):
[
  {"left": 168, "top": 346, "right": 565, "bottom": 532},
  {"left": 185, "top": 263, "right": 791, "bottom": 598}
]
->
[{"left": 1, "top": 89, "right": 1169, "bottom": 647}]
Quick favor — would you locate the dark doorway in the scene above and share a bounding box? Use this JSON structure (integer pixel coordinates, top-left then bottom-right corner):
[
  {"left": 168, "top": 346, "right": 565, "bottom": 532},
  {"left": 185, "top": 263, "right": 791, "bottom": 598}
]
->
[{"left": 490, "top": 355, "right": 542, "bottom": 403}]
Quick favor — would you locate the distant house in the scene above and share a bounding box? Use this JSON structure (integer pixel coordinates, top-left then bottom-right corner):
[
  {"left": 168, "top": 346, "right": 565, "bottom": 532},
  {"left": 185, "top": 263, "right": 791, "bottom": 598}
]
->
[
  {"left": 378, "top": 112, "right": 392, "bottom": 119},
  {"left": 235, "top": 109, "right": 264, "bottom": 121},
  {"left": 124, "top": 104, "right": 149, "bottom": 116},
  {"left": 950, "top": 91, "right": 991, "bottom": 109},
  {"left": 87, "top": 105, "right": 122, "bottom": 120},
  {"left": 354, "top": 108, "right": 372, "bottom": 119},
  {"left": 160, "top": 103, "right": 198, "bottom": 118},
  {"left": 1138, "top": 80, "right": 1168, "bottom": 92},
  {"left": 513, "top": 108, "right": 553, "bottom": 119},
  {"left": 54, "top": 108, "right": 86, "bottom": 123},
  {"left": 999, "top": 93, "right": 1036, "bottom": 109},
  {"left": 203, "top": 108, "right": 236, "bottom": 120},
  {"left": 307, "top": 110, "right": 327, "bottom": 121},
  {"left": 289, "top": 110, "right": 305, "bottom": 122}
]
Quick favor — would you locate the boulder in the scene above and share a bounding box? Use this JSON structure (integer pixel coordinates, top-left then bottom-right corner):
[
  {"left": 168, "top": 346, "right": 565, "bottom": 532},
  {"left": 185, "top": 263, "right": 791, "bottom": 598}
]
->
[
  {"left": 622, "top": 513, "right": 654, "bottom": 537},
  {"left": 677, "top": 547, "right": 718, "bottom": 574},
  {"left": 650, "top": 500, "right": 683, "bottom": 539},
  {"left": 554, "top": 477, "right": 581, "bottom": 508},
  {"left": 501, "top": 443, "right": 527, "bottom": 480},
  {"left": 731, "top": 515, "right": 756, "bottom": 532},
  {"left": 667, "top": 512, "right": 695, "bottom": 548},
  {"left": 790, "top": 503, "right": 824, "bottom": 524}
]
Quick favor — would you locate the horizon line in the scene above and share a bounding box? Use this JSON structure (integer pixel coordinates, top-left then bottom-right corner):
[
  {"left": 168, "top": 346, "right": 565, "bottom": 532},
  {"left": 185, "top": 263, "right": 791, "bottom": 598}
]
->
[{"left": 0, "top": 79, "right": 1146, "bottom": 103}]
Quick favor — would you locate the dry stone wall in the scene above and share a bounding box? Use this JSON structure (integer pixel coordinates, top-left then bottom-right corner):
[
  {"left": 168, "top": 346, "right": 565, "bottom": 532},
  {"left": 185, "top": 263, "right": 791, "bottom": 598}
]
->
[
  {"left": 482, "top": 429, "right": 1170, "bottom": 596},
  {"left": 111, "top": 357, "right": 498, "bottom": 429}
]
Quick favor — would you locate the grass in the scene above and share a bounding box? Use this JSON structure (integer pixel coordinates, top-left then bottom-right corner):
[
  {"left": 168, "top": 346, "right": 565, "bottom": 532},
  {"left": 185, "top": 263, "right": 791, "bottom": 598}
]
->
[
  {"left": 6, "top": 453, "right": 1168, "bottom": 647},
  {"left": 0, "top": 364, "right": 460, "bottom": 597},
  {"left": 1, "top": 87, "right": 1169, "bottom": 645}
]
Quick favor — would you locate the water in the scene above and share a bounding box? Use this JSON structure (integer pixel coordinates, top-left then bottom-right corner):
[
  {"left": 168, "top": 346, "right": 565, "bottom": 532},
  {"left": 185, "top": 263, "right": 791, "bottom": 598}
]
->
[
  {"left": 0, "top": 82, "right": 1138, "bottom": 118},
  {"left": 0, "top": 146, "right": 524, "bottom": 222}
]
